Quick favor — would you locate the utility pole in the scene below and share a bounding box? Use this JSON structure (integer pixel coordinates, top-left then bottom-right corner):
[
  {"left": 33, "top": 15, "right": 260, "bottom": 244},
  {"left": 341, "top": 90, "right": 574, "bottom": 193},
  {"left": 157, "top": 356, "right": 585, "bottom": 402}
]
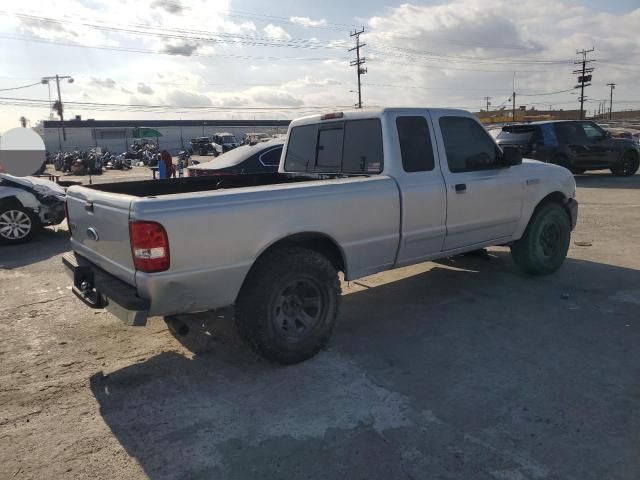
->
[
  {"left": 41, "top": 74, "right": 74, "bottom": 142},
  {"left": 484, "top": 96, "right": 492, "bottom": 112},
  {"left": 349, "top": 28, "right": 367, "bottom": 109},
  {"left": 573, "top": 48, "right": 595, "bottom": 120},
  {"left": 607, "top": 83, "right": 616, "bottom": 120}
]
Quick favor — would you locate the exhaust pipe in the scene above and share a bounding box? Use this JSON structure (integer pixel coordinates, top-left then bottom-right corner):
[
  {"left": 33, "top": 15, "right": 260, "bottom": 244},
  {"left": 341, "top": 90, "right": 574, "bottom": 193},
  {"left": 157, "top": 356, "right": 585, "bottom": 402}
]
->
[{"left": 165, "top": 316, "right": 189, "bottom": 337}]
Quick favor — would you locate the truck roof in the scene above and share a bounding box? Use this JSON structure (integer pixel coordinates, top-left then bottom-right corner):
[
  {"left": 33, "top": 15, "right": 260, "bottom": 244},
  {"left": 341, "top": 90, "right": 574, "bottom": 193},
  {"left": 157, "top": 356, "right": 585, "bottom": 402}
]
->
[{"left": 290, "top": 107, "right": 474, "bottom": 127}]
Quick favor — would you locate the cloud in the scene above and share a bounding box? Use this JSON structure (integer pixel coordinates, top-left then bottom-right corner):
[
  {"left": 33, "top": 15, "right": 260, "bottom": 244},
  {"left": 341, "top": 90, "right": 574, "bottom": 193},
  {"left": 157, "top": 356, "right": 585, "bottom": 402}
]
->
[
  {"left": 284, "top": 76, "right": 342, "bottom": 88},
  {"left": 162, "top": 40, "right": 200, "bottom": 56},
  {"left": 250, "top": 88, "right": 303, "bottom": 107},
  {"left": 165, "top": 90, "right": 212, "bottom": 106},
  {"left": 290, "top": 16, "right": 327, "bottom": 28},
  {"left": 217, "top": 95, "right": 251, "bottom": 108},
  {"left": 263, "top": 24, "right": 291, "bottom": 40},
  {"left": 137, "top": 83, "right": 154, "bottom": 95},
  {"left": 150, "top": 0, "right": 185, "bottom": 15},
  {"left": 120, "top": 86, "right": 133, "bottom": 94},
  {"left": 88, "top": 77, "right": 116, "bottom": 89},
  {"left": 19, "top": 17, "right": 78, "bottom": 40}
]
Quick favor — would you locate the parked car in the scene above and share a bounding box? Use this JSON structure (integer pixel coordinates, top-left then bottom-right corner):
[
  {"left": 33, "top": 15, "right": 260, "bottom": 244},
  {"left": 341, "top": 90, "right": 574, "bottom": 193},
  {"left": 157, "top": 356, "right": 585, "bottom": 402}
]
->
[
  {"left": 190, "top": 137, "right": 214, "bottom": 156},
  {"left": 0, "top": 174, "right": 66, "bottom": 244},
  {"left": 211, "top": 132, "right": 240, "bottom": 155},
  {"left": 64, "top": 108, "right": 577, "bottom": 364},
  {"left": 189, "top": 138, "right": 284, "bottom": 176},
  {"left": 494, "top": 120, "right": 640, "bottom": 176},
  {"left": 243, "top": 132, "right": 271, "bottom": 145}
]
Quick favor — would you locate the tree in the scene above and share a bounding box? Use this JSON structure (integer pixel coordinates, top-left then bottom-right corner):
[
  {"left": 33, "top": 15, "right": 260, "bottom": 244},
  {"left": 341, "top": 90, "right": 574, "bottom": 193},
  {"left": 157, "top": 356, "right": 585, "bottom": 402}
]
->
[{"left": 19, "top": 116, "right": 27, "bottom": 128}]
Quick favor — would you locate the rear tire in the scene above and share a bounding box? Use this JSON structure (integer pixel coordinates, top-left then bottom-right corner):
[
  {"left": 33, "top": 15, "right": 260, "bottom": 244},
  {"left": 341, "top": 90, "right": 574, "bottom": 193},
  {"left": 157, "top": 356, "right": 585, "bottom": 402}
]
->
[
  {"left": 0, "top": 203, "right": 40, "bottom": 245},
  {"left": 235, "top": 247, "right": 341, "bottom": 364},
  {"left": 611, "top": 151, "right": 639, "bottom": 177},
  {"left": 511, "top": 202, "right": 571, "bottom": 275}
]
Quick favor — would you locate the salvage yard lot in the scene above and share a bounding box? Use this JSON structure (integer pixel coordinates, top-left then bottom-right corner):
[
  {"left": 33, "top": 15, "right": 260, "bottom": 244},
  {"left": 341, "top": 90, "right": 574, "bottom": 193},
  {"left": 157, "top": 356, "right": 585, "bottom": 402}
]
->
[{"left": 0, "top": 172, "right": 639, "bottom": 480}]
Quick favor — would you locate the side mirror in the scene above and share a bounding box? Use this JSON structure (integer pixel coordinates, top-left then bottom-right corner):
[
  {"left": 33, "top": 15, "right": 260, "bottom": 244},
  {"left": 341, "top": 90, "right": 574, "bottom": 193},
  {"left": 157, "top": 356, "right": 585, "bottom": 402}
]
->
[{"left": 502, "top": 146, "right": 522, "bottom": 166}]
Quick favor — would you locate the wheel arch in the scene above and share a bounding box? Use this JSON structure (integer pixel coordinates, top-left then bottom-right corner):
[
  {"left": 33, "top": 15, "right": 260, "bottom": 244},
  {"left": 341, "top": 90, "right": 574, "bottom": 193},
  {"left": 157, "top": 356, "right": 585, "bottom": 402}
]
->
[
  {"left": 515, "top": 191, "right": 571, "bottom": 240},
  {"left": 235, "top": 232, "right": 346, "bottom": 301},
  {"left": 253, "top": 231, "right": 347, "bottom": 275}
]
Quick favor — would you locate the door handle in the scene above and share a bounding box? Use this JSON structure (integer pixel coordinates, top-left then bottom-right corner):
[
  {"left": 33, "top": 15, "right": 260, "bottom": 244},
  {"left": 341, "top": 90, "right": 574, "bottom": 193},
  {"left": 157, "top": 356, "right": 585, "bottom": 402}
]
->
[{"left": 455, "top": 183, "right": 467, "bottom": 193}]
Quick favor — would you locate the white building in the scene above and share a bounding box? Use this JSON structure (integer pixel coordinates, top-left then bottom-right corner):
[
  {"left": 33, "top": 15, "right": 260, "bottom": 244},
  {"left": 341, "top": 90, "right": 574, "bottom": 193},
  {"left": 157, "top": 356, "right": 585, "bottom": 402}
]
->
[{"left": 34, "top": 118, "right": 291, "bottom": 154}]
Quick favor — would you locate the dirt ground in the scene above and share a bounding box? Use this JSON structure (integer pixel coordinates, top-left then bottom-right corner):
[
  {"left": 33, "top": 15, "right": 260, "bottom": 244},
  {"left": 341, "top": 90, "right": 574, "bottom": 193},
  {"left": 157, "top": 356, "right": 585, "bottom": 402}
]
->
[{"left": 1, "top": 171, "right": 639, "bottom": 480}]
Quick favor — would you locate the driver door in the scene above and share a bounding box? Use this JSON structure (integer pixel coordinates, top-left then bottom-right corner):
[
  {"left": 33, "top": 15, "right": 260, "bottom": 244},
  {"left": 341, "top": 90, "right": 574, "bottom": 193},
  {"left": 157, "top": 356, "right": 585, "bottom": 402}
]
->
[{"left": 431, "top": 113, "right": 525, "bottom": 251}]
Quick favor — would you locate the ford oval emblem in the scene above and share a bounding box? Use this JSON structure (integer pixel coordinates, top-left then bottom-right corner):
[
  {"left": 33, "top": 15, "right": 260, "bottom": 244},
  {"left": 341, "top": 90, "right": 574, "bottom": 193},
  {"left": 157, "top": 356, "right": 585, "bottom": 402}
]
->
[{"left": 86, "top": 227, "right": 100, "bottom": 241}]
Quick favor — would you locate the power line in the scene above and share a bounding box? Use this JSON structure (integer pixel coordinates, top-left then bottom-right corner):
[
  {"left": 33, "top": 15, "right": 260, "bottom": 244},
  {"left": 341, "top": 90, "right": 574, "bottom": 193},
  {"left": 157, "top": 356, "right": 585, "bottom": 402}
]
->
[
  {"left": 0, "top": 81, "right": 41, "bottom": 92},
  {"left": 0, "top": 34, "right": 347, "bottom": 62},
  {"left": 0, "top": 95, "right": 357, "bottom": 111}
]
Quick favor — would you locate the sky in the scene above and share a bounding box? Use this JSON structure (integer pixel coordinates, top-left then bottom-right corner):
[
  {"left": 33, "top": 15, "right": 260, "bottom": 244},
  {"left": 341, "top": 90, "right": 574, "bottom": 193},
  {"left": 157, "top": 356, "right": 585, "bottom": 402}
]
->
[{"left": 0, "top": 0, "right": 638, "bottom": 131}]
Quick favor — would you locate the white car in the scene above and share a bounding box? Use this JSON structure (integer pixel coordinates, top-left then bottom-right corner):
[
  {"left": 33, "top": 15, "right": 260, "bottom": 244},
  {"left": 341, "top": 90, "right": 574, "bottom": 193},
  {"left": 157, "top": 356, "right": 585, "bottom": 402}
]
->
[{"left": 0, "top": 174, "right": 66, "bottom": 244}]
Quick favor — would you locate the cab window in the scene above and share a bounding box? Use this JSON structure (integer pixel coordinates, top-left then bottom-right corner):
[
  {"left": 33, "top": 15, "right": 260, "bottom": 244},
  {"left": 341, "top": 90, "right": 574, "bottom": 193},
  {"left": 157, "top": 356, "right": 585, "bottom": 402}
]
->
[{"left": 439, "top": 116, "right": 501, "bottom": 173}]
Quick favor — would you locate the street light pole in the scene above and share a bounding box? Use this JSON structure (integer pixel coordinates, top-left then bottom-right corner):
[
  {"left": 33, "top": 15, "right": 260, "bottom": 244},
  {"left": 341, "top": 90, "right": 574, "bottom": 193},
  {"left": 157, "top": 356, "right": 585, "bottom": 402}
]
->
[
  {"left": 41, "top": 74, "right": 74, "bottom": 143},
  {"left": 607, "top": 83, "right": 616, "bottom": 120}
]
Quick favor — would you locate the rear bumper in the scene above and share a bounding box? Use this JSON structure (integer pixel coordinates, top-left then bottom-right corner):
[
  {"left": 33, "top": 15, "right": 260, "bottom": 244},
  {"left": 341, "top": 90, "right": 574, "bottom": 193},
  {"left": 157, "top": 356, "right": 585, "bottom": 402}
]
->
[
  {"left": 62, "top": 252, "right": 149, "bottom": 326},
  {"left": 566, "top": 197, "right": 578, "bottom": 230}
]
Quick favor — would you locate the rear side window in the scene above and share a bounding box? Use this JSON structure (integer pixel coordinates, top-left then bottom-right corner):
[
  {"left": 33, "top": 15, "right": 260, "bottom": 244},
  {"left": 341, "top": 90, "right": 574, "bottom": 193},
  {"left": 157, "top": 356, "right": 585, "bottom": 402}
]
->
[
  {"left": 540, "top": 124, "right": 558, "bottom": 146},
  {"left": 284, "top": 119, "right": 383, "bottom": 174},
  {"left": 259, "top": 147, "right": 282, "bottom": 167},
  {"left": 285, "top": 124, "right": 318, "bottom": 171},
  {"left": 342, "top": 119, "right": 383, "bottom": 173},
  {"left": 396, "top": 116, "right": 434, "bottom": 172},
  {"left": 555, "top": 123, "right": 586, "bottom": 143}
]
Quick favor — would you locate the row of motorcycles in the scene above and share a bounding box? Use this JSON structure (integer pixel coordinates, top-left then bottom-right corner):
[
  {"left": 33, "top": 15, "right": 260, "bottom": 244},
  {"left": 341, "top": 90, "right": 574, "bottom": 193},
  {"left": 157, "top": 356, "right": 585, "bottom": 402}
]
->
[
  {"left": 51, "top": 149, "right": 132, "bottom": 175},
  {"left": 48, "top": 143, "right": 192, "bottom": 176}
]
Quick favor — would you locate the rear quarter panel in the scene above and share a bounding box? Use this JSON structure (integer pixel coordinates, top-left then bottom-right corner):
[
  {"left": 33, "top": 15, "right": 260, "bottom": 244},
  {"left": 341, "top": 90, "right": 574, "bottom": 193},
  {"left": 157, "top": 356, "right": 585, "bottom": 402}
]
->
[{"left": 131, "top": 176, "right": 400, "bottom": 316}]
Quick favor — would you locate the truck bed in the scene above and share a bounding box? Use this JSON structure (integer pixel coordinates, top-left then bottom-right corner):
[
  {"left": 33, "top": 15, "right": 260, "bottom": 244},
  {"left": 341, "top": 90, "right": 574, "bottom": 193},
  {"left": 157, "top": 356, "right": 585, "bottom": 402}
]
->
[{"left": 86, "top": 173, "right": 322, "bottom": 197}]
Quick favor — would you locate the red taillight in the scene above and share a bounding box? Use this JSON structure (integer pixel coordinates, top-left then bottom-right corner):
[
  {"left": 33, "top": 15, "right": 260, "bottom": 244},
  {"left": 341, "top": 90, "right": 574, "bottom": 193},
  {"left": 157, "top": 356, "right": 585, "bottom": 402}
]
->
[{"left": 129, "top": 221, "right": 170, "bottom": 273}]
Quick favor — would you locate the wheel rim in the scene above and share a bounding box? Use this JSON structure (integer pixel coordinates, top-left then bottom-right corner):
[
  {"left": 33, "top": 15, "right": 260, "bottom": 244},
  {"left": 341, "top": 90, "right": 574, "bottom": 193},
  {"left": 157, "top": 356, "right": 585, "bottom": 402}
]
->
[
  {"left": 540, "top": 221, "right": 561, "bottom": 258},
  {"left": 620, "top": 154, "right": 636, "bottom": 176},
  {"left": 0, "top": 210, "right": 32, "bottom": 240},
  {"left": 272, "top": 278, "right": 324, "bottom": 340}
]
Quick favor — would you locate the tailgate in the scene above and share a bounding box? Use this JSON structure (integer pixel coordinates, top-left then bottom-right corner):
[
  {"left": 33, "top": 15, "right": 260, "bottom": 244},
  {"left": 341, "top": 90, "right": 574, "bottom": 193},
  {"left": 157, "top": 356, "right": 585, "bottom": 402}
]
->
[{"left": 66, "top": 186, "right": 136, "bottom": 285}]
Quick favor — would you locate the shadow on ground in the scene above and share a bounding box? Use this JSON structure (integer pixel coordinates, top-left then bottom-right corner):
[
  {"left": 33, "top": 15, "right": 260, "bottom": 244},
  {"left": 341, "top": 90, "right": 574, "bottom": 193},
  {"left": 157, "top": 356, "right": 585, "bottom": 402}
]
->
[
  {"left": 575, "top": 172, "right": 640, "bottom": 189},
  {"left": 90, "top": 252, "right": 640, "bottom": 480},
  {"left": 0, "top": 226, "right": 69, "bottom": 269}
]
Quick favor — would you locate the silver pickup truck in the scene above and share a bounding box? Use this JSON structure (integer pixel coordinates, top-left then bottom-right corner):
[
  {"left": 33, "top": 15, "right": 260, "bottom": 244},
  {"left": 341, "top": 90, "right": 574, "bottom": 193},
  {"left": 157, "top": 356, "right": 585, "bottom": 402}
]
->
[{"left": 64, "top": 108, "right": 577, "bottom": 363}]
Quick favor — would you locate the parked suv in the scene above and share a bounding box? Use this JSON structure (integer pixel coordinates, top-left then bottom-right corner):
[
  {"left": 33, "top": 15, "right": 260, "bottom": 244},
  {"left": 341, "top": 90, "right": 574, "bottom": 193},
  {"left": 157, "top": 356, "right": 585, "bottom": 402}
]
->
[
  {"left": 211, "top": 133, "right": 240, "bottom": 155},
  {"left": 494, "top": 120, "right": 640, "bottom": 176}
]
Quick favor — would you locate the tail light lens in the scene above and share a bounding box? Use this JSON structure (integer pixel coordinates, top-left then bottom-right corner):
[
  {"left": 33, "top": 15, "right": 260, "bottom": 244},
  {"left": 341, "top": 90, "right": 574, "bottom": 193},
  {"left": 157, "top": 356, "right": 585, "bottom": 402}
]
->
[{"left": 129, "top": 221, "right": 170, "bottom": 272}]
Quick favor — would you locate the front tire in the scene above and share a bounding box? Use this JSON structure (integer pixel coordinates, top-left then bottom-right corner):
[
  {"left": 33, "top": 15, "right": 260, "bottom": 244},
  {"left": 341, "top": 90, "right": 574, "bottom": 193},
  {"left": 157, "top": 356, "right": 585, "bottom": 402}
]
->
[
  {"left": 511, "top": 202, "right": 571, "bottom": 275},
  {"left": 235, "top": 247, "right": 341, "bottom": 364},
  {"left": 0, "top": 204, "right": 39, "bottom": 245},
  {"left": 611, "top": 151, "right": 639, "bottom": 177}
]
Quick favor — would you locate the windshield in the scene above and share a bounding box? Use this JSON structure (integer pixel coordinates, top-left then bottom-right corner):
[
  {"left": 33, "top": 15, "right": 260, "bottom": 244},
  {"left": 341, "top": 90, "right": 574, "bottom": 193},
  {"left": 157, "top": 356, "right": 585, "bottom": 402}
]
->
[{"left": 221, "top": 135, "right": 238, "bottom": 144}]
